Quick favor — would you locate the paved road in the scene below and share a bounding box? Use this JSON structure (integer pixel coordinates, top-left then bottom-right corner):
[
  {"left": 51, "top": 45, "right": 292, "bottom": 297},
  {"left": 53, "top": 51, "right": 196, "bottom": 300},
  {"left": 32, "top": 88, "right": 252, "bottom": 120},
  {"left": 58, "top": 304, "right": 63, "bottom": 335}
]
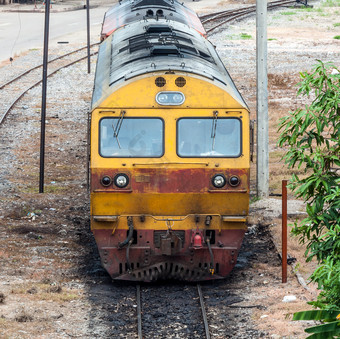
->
[{"left": 0, "top": 6, "right": 110, "bottom": 63}]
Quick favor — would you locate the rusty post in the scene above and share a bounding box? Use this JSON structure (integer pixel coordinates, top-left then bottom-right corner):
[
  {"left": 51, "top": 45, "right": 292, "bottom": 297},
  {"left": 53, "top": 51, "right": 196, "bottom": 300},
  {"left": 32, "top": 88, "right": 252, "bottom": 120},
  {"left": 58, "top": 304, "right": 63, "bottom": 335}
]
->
[{"left": 282, "top": 180, "right": 288, "bottom": 283}]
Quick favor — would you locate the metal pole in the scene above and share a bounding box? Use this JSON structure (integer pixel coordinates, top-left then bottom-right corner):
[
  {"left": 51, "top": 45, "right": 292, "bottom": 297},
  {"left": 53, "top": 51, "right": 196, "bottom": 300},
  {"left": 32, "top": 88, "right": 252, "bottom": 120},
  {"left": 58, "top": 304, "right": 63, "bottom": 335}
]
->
[
  {"left": 256, "top": 0, "right": 269, "bottom": 197},
  {"left": 86, "top": 0, "right": 91, "bottom": 73},
  {"left": 39, "top": 0, "right": 50, "bottom": 193},
  {"left": 282, "top": 180, "right": 288, "bottom": 283}
]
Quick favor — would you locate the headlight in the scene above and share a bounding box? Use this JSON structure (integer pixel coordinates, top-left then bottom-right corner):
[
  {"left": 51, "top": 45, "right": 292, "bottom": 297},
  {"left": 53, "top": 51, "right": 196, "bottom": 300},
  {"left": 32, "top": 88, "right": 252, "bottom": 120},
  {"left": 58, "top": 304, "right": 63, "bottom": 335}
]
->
[
  {"left": 156, "top": 91, "right": 185, "bottom": 105},
  {"left": 157, "top": 93, "right": 168, "bottom": 104},
  {"left": 212, "top": 174, "right": 226, "bottom": 188},
  {"left": 229, "top": 175, "right": 240, "bottom": 187},
  {"left": 114, "top": 173, "right": 129, "bottom": 188},
  {"left": 101, "top": 175, "right": 112, "bottom": 187}
]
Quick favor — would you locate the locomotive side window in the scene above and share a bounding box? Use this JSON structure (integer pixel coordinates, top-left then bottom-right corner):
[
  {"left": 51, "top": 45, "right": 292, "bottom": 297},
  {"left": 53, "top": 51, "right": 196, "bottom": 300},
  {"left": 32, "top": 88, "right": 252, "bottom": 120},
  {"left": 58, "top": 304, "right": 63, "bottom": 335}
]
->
[
  {"left": 177, "top": 118, "right": 242, "bottom": 157},
  {"left": 99, "top": 118, "right": 164, "bottom": 157}
]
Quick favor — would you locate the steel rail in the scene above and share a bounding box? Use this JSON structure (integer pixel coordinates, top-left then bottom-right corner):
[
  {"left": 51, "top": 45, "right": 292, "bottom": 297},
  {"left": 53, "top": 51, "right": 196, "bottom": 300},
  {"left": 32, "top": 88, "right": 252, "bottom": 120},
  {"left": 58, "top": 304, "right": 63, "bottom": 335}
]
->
[
  {"left": 203, "top": 0, "right": 296, "bottom": 33},
  {"left": 204, "top": 0, "right": 300, "bottom": 35},
  {"left": 200, "top": 0, "right": 299, "bottom": 22},
  {"left": 136, "top": 284, "right": 211, "bottom": 338},
  {"left": 136, "top": 284, "right": 143, "bottom": 339},
  {"left": 0, "top": 51, "right": 98, "bottom": 126},
  {"left": 0, "top": 43, "right": 100, "bottom": 91},
  {"left": 197, "top": 284, "right": 210, "bottom": 339}
]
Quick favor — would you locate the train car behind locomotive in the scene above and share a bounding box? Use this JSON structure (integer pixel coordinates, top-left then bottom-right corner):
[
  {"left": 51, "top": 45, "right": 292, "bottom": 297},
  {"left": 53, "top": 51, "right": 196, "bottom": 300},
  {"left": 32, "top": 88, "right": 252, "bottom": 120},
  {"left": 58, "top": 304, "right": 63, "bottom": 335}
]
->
[{"left": 90, "top": 0, "right": 251, "bottom": 281}]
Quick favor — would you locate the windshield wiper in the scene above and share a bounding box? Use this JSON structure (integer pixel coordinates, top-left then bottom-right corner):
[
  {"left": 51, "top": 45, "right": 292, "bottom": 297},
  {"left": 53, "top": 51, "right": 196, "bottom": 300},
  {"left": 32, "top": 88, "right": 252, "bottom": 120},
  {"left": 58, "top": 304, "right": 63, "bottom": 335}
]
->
[
  {"left": 211, "top": 111, "right": 218, "bottom": 151},
  {"left": 112, "top": 110, "right": 126, "bottom": 149}
]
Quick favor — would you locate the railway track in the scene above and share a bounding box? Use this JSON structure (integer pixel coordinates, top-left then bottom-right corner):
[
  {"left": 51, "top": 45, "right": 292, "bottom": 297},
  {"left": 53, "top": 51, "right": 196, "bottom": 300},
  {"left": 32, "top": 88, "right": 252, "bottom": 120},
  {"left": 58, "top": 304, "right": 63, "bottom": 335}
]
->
[
  {"left": 201, "top": 0, "right": 306, "bottom": 35},
  {"left": 136, "top": 283, "right": 211, "bottom": 339},
  {"left": 0, "top": 43, "right": 99, "bottom": 126},
  {"left": 94, "top": 220, "right": 277, "bottom": 338}
]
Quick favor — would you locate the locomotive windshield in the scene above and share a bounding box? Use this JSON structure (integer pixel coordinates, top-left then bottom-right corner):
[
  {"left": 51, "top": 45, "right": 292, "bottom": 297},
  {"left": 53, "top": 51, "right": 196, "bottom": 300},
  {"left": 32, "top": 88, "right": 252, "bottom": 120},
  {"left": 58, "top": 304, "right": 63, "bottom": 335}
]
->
[
  {"left": 177, "top": 118, "right": 241, "bottom": 157},
  {"left": 99, "top": 118, "right": 164, "bottom": 157}
]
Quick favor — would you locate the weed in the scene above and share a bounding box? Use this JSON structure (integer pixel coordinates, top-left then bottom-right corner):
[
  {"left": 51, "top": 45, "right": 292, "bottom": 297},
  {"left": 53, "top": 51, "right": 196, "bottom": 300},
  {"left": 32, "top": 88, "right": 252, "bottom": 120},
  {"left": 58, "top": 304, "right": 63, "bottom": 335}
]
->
[
  {"left": 334, "top": 23, "right": 340, "bottom": 27},
  {"left": 225, "top": 34, "right": 237, "bottom": 40},
  {"left": 15, "top": 308, "right": 33, "bottom": 323},
  {"left": 39, "top": 292, "right": 80, "bottom": 302},
  {"left": 334, "top": 35, "right": 340, "bottom": 39},
  {"left": 240, "top": 33, "right": 252, "bottom": 39},
  {"left": 47, "top": 285, "right": 62, "bottom": 293},
  {"left": 296, "top": 7, "right": 314, "bottom": 12},
  {"left": 268, "top": 38, "right": 277, "bottom": 41},
  {"left": 27, "top": 287, "right": 37, "bottom": 295},
  {"left": 281, "top": 11, "right": 296, "bottom": 16},
  {"left": 44, "top": 185, "right": 68, "bottom": 193},
  {"left": 321, "top": 0, "right": 340, "bottom": 7},
  {"left": 250, "top": 196, "right": 260, "bottom": 204},
  {"left": 19, "top": 186, "right": 39, "bottom": 194}
]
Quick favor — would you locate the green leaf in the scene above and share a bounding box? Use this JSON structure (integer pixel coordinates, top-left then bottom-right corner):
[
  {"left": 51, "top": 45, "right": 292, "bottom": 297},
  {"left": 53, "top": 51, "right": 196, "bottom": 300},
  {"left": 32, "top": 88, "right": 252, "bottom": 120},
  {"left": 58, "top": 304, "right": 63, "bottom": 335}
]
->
[
  {"left": 306, "top": 330, "right": 340, "bottom": 339},
  {"left": 305, "top": 321, "right": 340, "bottom": 334},
  {"left": 293, "top": 310, "right": 340, "bottom": 321}
]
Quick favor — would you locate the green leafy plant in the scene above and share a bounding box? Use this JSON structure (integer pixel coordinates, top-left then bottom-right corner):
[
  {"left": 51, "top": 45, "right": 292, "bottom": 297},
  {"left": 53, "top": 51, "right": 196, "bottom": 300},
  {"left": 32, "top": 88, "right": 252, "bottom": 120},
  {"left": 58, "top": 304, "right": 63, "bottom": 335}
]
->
[
  {"left": 334, "top": 35, "right": 340, "bottom": 40},
  {"left": 321, "top": 0, "right": 340, "bottom": 7},
  {"left": 240, "top": 33, "right": 252, "bottom": 39},
  {"left": 277, "top": 60, "right": 340, "bottom": 310},
  {"left": 293, "top": 310, "right": 340, "bottom": 338},
  {"left": 281, "top": 11, "right": 296, "bottom": 15}
]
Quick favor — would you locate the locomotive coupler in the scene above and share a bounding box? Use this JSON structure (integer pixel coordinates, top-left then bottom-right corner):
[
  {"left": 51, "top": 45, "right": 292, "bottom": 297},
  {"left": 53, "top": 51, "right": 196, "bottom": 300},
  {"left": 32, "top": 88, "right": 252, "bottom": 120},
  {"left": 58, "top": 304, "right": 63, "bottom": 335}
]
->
[{"left": 160, "top": 230, "right": 182, "bottom": 256}]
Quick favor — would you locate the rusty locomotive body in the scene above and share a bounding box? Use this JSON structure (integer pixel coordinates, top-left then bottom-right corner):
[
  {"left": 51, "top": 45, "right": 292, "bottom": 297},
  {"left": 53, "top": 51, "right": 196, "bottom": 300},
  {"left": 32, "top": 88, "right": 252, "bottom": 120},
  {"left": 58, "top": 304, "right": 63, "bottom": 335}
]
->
[{"left": 90, "top": 0, "right": 250, "bottom": 281}]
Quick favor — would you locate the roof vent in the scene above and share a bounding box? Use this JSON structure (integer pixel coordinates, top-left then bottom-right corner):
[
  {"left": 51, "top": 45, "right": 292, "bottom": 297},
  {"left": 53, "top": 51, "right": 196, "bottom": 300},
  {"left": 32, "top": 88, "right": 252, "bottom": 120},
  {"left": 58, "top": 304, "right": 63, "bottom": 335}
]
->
[
  {"left": 155, "top": 77, "right": 166, "bottom": 87},
  {"left": 175, "top": 77, "right": 186, "bottom": 87},
  {"left": 132, "top": 0, "right": 175, "bottom": 10},
  {"left": 151, "top": 45, "right": 179, "bottom": 56},
  {"left": 146, "top": 25, "right": 172, "bottom": 34}
]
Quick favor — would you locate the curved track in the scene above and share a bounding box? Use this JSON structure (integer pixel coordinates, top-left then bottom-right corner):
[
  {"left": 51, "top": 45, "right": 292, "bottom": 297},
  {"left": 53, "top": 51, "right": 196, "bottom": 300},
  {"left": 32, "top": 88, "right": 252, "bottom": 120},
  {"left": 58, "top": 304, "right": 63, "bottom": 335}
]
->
[
  {"left": 201, "top": 0, "right": 305, "bottom": 35},
  {"left": 0, "top": 43, "right": 99, "bottom": 126}
]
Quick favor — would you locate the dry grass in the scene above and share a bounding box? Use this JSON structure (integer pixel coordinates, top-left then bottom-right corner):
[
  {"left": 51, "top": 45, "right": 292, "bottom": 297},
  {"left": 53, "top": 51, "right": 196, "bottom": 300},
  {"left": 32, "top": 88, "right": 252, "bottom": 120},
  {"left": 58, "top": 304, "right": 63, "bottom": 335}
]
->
[
  {"left": 15, "top": 312, "right": 33, "bottom": 323},
  {"left": 10, "top": 282, "right": 81, "bottom": 303}
]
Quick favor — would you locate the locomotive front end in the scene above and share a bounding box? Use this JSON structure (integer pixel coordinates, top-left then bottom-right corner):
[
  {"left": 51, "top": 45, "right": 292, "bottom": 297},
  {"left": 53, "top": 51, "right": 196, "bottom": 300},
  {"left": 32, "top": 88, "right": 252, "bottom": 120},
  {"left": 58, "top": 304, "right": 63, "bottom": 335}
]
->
[
  {"left": 90, "top": 73, "right": 250, "bottom": 281},
  {"left": 90, "top": 0, "right": 250, "bottom": 281}
]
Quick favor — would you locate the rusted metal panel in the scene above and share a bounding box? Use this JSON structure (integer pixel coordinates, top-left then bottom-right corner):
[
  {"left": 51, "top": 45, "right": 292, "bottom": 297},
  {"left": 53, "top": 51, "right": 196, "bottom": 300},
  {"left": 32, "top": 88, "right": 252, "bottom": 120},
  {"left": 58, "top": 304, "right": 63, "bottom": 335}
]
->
[
  {"left": 91, "top": 168, "right": 249, "bottom": 193},
  {"left": 93, "top": 228, "right": 245, "bottom": 281}
]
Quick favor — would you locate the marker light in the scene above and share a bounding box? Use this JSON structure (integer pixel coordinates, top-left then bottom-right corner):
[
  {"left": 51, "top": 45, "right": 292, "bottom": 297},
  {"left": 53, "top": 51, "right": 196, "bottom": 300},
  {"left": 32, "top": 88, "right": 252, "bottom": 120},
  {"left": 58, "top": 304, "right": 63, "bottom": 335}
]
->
[
  {"left": 229, "top": 175, "right": 240, "bottom": 187},
  {"left": 101, "top": 175, "right": 112, "bottom": 187},
  {"left": 114, "top": 173, "right": 129, "bottom": 188},
  {"left": 212, "top": 174, "right": 226, "bottom": 188},
  {"left": 156, "top": 91, "right": 185, "bottom": 105}
]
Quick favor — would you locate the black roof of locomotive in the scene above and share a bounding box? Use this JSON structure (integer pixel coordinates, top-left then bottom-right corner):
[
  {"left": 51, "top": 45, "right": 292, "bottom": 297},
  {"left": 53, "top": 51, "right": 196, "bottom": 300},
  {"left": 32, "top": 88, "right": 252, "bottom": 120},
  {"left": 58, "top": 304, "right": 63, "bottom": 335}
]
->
[{"left": 92, "top": 0, "right": 247, "bottom": 109}]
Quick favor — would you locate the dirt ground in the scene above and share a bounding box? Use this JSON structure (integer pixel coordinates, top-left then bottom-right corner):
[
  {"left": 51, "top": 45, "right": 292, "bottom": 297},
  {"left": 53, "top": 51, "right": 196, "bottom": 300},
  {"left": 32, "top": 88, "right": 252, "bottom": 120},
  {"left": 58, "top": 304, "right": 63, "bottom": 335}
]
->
[{"left": 0, "top": 0, "right": 339, "bottom": 338}]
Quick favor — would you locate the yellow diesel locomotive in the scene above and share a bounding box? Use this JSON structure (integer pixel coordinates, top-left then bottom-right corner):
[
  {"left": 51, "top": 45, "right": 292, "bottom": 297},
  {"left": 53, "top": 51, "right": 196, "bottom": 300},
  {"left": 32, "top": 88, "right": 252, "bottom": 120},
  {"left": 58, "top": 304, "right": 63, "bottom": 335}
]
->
[{"left": 90, "top": 0, "right": 250, "bottom": 281}]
